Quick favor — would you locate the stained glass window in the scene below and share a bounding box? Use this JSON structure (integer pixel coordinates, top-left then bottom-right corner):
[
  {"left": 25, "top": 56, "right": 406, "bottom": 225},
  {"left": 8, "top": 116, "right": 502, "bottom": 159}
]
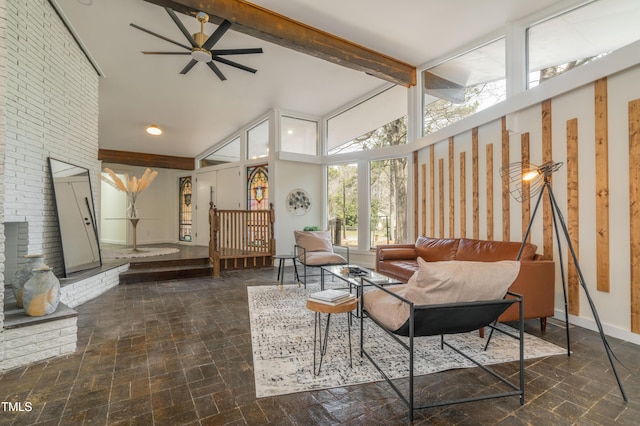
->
[
  {"left": 179, "top": 176, "right": 192, "bottom": 241},
  {"left": 247, "top": 165, "right": 269, "bottom": 210}
]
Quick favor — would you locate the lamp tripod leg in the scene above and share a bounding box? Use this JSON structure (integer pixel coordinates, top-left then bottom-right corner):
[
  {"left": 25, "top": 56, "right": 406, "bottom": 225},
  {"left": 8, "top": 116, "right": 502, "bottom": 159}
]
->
[{"left": 546, "top": 185, "right": 628, "bottom": 402}]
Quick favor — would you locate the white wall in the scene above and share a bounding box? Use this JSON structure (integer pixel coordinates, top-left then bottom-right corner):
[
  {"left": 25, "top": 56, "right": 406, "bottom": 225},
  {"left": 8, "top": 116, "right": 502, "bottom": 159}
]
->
[
  {"left": 2, "top": 0, "right": 99, "bottom": 277},
  {"left": 273, "top": 160, "right": 323, "bottom": 254},
  {"left": 101, "top": 163, "right": 175, "bottom": 246}
]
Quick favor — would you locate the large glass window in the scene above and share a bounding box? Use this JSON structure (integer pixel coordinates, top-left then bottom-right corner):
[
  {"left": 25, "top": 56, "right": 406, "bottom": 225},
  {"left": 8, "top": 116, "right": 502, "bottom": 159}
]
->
[
  {"left": 178, "top": 176, "right": 192, "bottom": 242},
  {"left": 327, "top": 86, "right": 407, "bottom": 154},
  {"left": 247, "top": 120, "right": 269, "bottom": 159},
  {"left": 200, "top": 136, "right": 240, "bottom": 167},
  {"left": 327, "top": 164, "right": 358, "bottom": 247},
  {"left": 280, "top": 116, "right": 318, "bottom": 155},
  {"left": 423, "top": 37, "right": 506, "bottom": 135},
  {"left": 528, "top": 0, "right": 640, "bottom": 88},
  {"left": 370, "top": 158, "right": 408, "bottom": 248}
]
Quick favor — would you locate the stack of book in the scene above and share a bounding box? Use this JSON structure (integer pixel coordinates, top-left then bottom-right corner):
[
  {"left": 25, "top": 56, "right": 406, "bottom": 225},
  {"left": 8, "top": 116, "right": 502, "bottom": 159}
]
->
[{"left": 308, "top": 289, "right": 356, "bottom": 306}]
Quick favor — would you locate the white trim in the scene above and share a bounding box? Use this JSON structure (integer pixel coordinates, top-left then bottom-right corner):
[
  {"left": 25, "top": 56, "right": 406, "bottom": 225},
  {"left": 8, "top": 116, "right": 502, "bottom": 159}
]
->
[{"left": 555, "top": 310, "right": 640, "bottom": 346}]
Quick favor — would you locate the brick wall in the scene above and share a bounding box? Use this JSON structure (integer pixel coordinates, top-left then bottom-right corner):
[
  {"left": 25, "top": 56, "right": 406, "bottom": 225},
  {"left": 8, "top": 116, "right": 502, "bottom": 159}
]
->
[
  {"left": 0, "top": 0, "right": 7, "bottom": 335},
  {"left": 4, "top": 0, "right": 99, "bottom": 276}
]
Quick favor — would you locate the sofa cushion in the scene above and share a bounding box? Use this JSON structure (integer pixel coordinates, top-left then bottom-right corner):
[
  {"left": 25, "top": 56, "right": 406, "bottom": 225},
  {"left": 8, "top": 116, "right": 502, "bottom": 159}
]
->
[
  {"left": 455, "top": 238, "right": 537, "bottom": 261},
  {"left": 364, "top": 258, "right": 520, "bottom": 332},
  {"left": 414, "top": 236, "right": 460, "bottom": 261},
  {"left": 378, "top": 247, "right": 417, "bottom": 261}
]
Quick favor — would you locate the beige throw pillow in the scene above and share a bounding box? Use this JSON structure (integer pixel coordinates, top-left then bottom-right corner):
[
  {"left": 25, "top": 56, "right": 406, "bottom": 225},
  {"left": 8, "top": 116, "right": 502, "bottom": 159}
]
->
[
  {"left": 364, "top": 258, "right": 520, "bottom": 332},
  {"left": 294, "top": 230, "right": 333, "bottom": 253}
]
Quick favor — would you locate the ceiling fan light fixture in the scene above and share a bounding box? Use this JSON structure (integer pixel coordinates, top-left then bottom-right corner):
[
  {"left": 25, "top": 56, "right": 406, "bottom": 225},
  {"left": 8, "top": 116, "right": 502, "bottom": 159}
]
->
[
  {"left": 191, "top": 47, "right": 212, "bottom": 62},
  {"left": 146, "top": 124, "right": 162, "bottom": 136}
]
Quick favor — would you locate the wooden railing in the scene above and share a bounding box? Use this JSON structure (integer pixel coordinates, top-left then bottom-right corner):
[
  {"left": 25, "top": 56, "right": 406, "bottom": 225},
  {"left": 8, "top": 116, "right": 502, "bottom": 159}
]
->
[{"left": 209, "top": 203, "right": 276, "bottom": 277}]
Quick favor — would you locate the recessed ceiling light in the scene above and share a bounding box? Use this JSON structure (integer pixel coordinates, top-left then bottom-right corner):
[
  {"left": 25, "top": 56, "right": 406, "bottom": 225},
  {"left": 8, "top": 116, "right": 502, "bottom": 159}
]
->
[{"left": 146, "top": 124, "right": 162, "bottom": 136}]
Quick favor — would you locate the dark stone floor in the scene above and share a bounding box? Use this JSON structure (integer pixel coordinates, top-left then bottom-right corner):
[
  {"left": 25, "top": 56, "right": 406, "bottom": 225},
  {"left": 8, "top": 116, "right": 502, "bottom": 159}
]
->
[{"left": 1, "top": 266, "right": 639, "bottom": 425}]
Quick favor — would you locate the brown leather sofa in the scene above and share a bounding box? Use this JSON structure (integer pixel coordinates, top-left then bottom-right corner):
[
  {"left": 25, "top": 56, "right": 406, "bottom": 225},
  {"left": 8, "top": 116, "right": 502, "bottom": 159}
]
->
[{"left": 375, "top": 236, "right": 555, "bottom": 331}]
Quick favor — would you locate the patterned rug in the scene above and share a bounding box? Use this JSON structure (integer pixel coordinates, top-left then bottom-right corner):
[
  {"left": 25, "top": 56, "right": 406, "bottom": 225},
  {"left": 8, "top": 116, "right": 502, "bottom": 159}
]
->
[
  {"left": 248, "top": 284, "right": 566, "bottom": 398},
  {"left": 101, "top": 247, "right": 180, "bottom": 260}
]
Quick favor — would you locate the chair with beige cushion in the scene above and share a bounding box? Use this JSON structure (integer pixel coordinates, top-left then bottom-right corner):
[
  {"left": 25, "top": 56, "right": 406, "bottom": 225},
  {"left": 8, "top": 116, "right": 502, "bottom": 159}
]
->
[
  {"left": 360, "top": 259, "right": 525, "bottom": 422},
  {"left": 294, "top": 230, "right": 349, "bottom": 288}
]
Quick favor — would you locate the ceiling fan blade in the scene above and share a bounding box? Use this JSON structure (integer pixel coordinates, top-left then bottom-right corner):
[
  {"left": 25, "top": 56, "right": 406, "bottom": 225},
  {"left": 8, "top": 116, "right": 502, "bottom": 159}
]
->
[
  {"left": 202, "top": 19, "right": 233, "bottom": 50},
  {"left": 180, "top": 59, "right": 198, "bottom": 74},
  {"left": 210, "top": 48, "right": 263, "bottom": 56},
  {"left": 130, "top": 23, "right": 192, "bottom": 51},
  {"left": 207, "top": 61, "right": 227, "bottom": 81},
  {"left": 212, "top": 56, "right": 257, "bottom": 74},
  {"left": 165, "top": 8, "right": 197, "bottom": 47},
  {"left": 142, "top": 51, "right": 192, "bottom": 55}
]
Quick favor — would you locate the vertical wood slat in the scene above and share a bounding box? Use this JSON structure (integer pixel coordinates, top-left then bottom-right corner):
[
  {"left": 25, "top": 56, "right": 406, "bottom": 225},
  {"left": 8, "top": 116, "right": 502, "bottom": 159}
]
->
[
  {"left": 486, "top": 144, "right": 494, "bottom": 240},
  {"left": 629, "top": 99, "right": 640, "bottom": 333},
  {"left": 472, "top": 128, "right": 479, "bottom": 239},
  {"left": 460, "top": 152, "right": 467, "bottom": 238},
  {"left": 501, "top": 116, "right": 510, "bottom": 241},
  {"left": 414, "top": 152, "right": 419, "bottom": 241},
  {"left": 542, "top": 99, "right": 554, "bottom": 259},
  {"left": 595, "top": 77, "right": 610, "bottom": 292},
  {"left": 421, "top": 163, "right": 427, "bottom": 236},
  {"left": 449, "top": 137, "right": 455, "bottom": 237},
  {"left": 521, "top": 133, "right": 531, "bottom": 243},
  {"left": 430, "top": 145, "right": 435, "bottom": 236},
  {"left": 567, "top": 118, "right": 580, "bottom": 316},
  {"left": 439, "top": 158, "right": 445, "bottom": 238}
]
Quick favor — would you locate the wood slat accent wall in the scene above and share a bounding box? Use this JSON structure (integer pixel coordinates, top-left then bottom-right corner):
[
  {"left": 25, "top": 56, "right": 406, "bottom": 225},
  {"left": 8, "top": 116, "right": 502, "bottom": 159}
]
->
[
  {"left": 486, "top": 144, "right": 494, "bottom": 240},
  {"left": 472, "top": 128, "right": 479, "bottom": 239},
  {"left": 629, "top": 99, "right": 640, "bottom": 333},
  {"left": 421, "top": 163, "right": 427, "bottom": 236},
  {"left": 430, "top": 145, "right": 435, "bottom": 236},
  {"left": 439, "top": 158, "right": 445, "bottom": 238},
  {"left": 542, "top": 100, "right": 554, "bottom": 259},
  {"left": 460, "top": 152, "right": 467, "bottom": 238},
  {"left": 567, "top": 118, "right": 580, "bottom": 315},
  {"left": 449, "top": 138, "right": 455, "bottom": 236},
  {"left": 595, "top": 77, "right": 610, "bottom": 292},
  {"left": 413, "top": 152, "right": 419, "bottom": 241},
  {"left": 501, "top": 116, "right": 510, "bottom": 241},
  {"left": 521, "top": 133, "right": 531, "bottom": 242}
]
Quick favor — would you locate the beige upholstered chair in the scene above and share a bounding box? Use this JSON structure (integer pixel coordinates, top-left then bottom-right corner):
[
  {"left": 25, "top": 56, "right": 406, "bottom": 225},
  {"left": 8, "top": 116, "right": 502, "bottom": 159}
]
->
[{"left": 293, "top": 230, "right": 349, "bottom": 288}]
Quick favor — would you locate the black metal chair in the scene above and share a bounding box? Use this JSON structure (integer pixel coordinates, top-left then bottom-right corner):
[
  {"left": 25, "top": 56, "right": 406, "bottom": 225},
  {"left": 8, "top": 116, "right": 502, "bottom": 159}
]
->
[
  {"left": 360, "top": 283, "right": 524, "bottom": 423},
  {"left": 293, "top": 243, "right": 349, "bottom": 288}
]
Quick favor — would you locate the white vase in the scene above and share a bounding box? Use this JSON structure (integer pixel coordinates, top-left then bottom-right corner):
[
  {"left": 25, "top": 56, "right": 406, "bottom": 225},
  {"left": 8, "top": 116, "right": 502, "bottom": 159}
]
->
[
  {"left": 22, "top": 266, "right": 61, "bottom": 317},
  {"left": 10, "top": 254, "right": 46, "bottom": 308}
]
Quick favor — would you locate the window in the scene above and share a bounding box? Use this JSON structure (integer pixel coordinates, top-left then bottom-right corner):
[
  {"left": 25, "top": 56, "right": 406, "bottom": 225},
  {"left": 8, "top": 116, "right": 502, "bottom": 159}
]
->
[
  {"left": 280, "top": 116, "right": 318, "bottom": 155},
  {"left": 327, "top": 86, "right": 407, "bottom": 154},
  {"left": 370, "top": 158, "right": 408, "bottom": 248},
  {"left": 247, "top": 120, "right": 269, "bottom": 159},
  {"left": 423, "top": 37, "right": 506, "bottom": 135},
  {"left": 528, "top": 0, "right": 640, "bottom": 88},
  {"left": 247, "top": 164, "right": 269, "bottom": 210},
  {"left": 178, "top": 176, "right": 192, "bottom": 242},
  {"left": 327, "top": 164, "right": 358, "bottom": 247},
  {"left": 200, "top": 137, "right": 240, "bottom": 167}
]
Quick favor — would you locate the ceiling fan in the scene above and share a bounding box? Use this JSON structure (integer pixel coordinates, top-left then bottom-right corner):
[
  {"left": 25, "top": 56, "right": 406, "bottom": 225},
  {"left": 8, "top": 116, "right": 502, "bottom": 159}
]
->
[{"left": 130, "top": 8, "right": 263, "bottom": 81}]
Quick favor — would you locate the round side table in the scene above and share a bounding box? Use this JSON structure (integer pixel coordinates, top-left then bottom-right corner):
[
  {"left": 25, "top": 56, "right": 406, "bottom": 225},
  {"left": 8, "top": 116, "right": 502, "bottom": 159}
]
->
[{"left": 306, "top": 297, "right": 357, "bottom": 376}]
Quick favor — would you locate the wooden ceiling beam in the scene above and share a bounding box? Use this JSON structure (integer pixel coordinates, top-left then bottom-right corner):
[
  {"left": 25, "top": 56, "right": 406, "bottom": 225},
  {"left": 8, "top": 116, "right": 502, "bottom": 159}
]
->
[
  {"left": 143, "top": 0, "right": 416, "bottom": 87},
  {"left": 99, "top": 149, "right": 195, "bottom": 170}
]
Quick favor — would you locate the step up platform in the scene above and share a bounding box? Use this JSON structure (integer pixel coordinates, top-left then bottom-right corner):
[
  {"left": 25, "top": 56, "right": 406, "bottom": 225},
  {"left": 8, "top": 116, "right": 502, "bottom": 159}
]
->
[{"left": 119, "top": 257, "right": 213, "bottom": 284}]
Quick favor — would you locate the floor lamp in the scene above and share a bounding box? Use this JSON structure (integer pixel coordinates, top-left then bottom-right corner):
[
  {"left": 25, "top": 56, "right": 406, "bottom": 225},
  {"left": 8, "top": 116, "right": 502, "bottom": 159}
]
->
[{"left": 501, "top": 160, "right": 627, "bottom": 402}]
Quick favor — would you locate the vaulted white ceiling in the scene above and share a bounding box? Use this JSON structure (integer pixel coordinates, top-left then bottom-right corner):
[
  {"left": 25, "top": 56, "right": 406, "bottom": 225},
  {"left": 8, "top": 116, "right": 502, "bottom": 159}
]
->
[{"left": 55, "top": 0, "right": 559, "bottom": 159}]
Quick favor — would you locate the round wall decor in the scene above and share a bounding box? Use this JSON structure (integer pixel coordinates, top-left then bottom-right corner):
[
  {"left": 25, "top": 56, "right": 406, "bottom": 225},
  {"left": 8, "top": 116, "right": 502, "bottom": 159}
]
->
[{"left": 287, "top": 189, "right": 311, "bottom": 215}]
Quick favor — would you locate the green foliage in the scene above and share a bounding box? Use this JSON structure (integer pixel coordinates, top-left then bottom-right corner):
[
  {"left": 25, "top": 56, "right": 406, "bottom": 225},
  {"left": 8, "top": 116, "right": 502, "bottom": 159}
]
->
[{"left": 303, "top": 226, "right": 321, "bottom": 231}]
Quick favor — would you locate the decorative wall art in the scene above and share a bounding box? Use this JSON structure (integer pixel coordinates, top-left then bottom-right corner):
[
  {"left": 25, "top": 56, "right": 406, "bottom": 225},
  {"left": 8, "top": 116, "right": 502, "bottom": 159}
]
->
[{"left": 287, "top": 189, "right": 311, "bottom": 215}]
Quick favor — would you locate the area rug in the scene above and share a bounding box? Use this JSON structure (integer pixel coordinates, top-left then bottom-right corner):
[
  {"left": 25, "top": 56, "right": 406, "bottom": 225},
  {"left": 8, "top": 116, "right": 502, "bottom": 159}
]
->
[
  {"left": 101, "top": 247, "right": 180, "bottom": 260},
  {"left": 248, "top": 284, "right": 566, "bottom": 398}
]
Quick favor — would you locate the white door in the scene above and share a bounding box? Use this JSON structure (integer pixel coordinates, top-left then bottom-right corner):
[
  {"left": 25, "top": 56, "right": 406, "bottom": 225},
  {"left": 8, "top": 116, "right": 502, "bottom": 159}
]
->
[{"left": 217, "top": 167, "right": 243, "bottom": 209}]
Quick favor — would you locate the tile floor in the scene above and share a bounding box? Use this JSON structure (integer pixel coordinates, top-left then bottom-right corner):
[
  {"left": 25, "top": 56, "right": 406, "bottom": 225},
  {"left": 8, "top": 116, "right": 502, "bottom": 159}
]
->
[{"left": 1, "top": 266, "right": 639, "bottom": 425}]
